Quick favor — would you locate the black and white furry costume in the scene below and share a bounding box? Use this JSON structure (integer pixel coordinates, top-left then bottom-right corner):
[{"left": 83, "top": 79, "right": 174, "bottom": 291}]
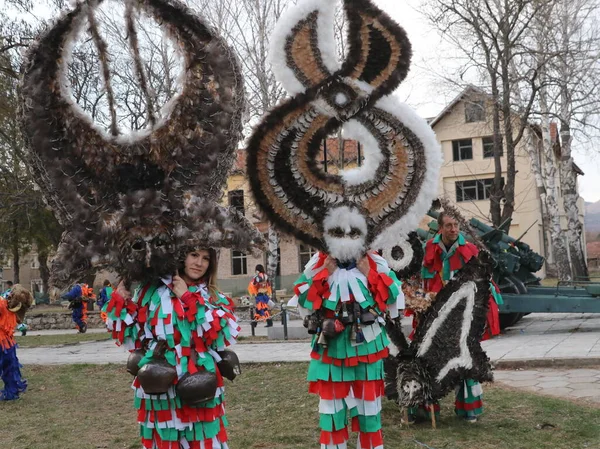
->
[{"left": 19, "top": 0, "right": 264, "bottom": 287}]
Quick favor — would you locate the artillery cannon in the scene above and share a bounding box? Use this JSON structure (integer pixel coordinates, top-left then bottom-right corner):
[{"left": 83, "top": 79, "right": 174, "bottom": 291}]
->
[{"left": 418, "top": 211, "right": 600, "bottom": 328}]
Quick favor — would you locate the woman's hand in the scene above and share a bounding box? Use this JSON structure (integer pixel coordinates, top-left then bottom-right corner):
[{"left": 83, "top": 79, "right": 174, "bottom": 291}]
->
[
  {"left": 172, "top": 271, "right": 189, "bottom": 299},
  {"left": 357, "top": 256, "right": 371, "bottom": 277},
  {"left": 324, "top": 256, "right": 338, "bottom": 274},
  {"left": 116, "top": 281, "right": 132, "bottom": 300}
]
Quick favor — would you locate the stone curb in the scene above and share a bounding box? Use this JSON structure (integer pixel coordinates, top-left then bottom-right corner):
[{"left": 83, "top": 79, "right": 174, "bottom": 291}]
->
[{"left": 494, "top": 357, "right": 600, "bottom": 370}]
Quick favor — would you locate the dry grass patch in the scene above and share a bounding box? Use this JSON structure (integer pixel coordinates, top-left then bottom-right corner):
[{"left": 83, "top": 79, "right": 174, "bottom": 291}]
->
[{"left": 0, "top": 363, "right": 599, "bottom": 449}]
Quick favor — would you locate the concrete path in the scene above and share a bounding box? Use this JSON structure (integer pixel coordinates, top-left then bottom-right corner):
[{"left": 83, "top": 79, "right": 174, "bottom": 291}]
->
[{"left": 494, "top": 368, "right": 600, "bottom": 405}]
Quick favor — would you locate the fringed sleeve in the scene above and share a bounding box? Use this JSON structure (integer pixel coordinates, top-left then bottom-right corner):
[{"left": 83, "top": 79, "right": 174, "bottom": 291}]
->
[{"left": 366, "top": 252, "right": 405, "bottom": 318}]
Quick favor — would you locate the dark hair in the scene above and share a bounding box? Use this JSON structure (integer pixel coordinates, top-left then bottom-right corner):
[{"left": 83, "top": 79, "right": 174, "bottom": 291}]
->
[
  {"left": 179, "top": 248, "right": 220, "bottom": 300},
  {"left": 437, "top": 211, "right": 458, "bottom": 229},
  {"left": 6, "top": 281, "right": 13, "bottom": 287},
  {"left": 255, "top": 264, "right": 265, "bottom": 273},
  {"left": 103, "top": 280, "right": 111, "bottom": 287}
]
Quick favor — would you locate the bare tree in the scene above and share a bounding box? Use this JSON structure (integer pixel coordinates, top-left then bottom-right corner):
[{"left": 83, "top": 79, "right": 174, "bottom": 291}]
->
[
  {"left": 196, "top": 0, "right": 292, "bottom": 292},
  {"left": 423, "top": 0, "right": 548, "bottom": 226}
]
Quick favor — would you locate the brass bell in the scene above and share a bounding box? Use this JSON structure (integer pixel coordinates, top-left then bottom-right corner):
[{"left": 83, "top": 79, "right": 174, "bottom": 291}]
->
[
  {"left": 137, "top": 360, "right": 177, "bottom": 395},
  {"left": 217, "top": 350, "right": 241, "bottom": 381},
  {"left": 317, "top": 331, "right": 327, "bottom": 347},
  {"left": 176, "top": 371, "right": 218, "bottom": 406},
  {"left": 126, "top": 349, "right": 146, "bottom": 376}
]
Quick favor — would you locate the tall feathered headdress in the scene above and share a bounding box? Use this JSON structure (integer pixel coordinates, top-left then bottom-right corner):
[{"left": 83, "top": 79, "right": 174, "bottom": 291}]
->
[
  {"left": 246, "top": 0, "right": 442, "bottom": 262},
  {"left": 19, "top": 0, "right": 264, "bottom": 287}
]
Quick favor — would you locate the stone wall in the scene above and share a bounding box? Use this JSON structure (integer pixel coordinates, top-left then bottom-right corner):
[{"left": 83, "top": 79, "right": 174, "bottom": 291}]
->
[{"left": 26, "top": 311, "right": 105, "bottom": 330}]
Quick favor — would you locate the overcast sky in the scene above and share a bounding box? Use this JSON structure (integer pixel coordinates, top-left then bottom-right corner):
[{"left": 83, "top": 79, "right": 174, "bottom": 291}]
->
[
  {"left": 11, "top": 0, "right": 600, "bottom": 202},
  {"left": 373, "top": 0, "right": 600, "bottom": 204}
]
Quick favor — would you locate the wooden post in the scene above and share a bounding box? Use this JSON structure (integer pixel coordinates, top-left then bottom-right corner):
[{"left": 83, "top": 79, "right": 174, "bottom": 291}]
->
[
  {"left": 402, "top": 408, "right": 409, "bottom": 426},
  {"left": 430, "top": 404, "right": 437, "bottom": 429}
]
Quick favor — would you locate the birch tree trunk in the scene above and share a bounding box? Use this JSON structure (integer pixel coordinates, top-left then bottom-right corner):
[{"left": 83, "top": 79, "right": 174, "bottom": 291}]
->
[{"left": 557, "top": 0, "right": 589, "bottom": 279}]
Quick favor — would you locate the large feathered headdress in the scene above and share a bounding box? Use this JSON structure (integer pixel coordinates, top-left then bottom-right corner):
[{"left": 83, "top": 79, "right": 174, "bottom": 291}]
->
[
  {"left": 19, "top": 0, "right": 264, "bottom": 287},
  {"left": 246, "top": 0, "right": 442, "bottom": 262}
]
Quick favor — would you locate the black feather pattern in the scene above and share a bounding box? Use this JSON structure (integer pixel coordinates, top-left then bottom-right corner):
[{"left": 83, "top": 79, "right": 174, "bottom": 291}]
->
[
  {"left": 19, "top": 0, "right": 264, "bottom": 287},
  {"left": 385, "top": 252, "right": 494, "bottom": 408}
]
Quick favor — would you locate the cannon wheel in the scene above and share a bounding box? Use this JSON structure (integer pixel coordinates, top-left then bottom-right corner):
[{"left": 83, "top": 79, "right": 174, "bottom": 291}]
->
[
  {"left": 498, "top": 275, "right": 534, "bottom": 330},
  {"left": 499, "top": 312, "right": 524, "bottom": 330}
]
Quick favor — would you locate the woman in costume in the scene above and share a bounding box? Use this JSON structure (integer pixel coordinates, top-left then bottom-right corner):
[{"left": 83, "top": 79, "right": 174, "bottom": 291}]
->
[
  {"left": 0, "top": 284, "right": 33, "bottom": 400},
  {"left": 104, "top": 247, "right": 240, "bottom": 449},
  {"left": 248, "top": 264, "right": 273, "bottom": 327}
]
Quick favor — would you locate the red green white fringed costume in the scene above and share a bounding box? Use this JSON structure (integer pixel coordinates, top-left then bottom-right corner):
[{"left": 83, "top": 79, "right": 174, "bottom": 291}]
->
[
  {"left": 418, "top": 233, "right": 503, "bottom": 419},
  {"left": 104, "top": 278, "right": 239, "bottom": 449},
  {"left": 291, "top": 251, "right": 404, "bottom": 449}
]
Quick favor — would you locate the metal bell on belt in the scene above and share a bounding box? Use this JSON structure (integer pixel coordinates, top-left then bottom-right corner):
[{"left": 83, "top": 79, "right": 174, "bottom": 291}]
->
[
  {"left": 176, "top": 371, "right": 218, "bottom": 406},
  {"left": 217, "top": 350, "right": 241, "bottom": 381},
  {"left": 126, "top": 348, "right": 146, "bottom": 376},
  {"left": 137, "top": 359, "right": 177, "bottom": 395}
]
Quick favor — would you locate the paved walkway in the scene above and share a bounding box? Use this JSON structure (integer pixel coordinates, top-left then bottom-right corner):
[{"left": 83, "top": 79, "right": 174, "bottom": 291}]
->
[
  {"left": 13, "top": 312, "right": 600, "bottom": 404},
  {"left": 494, "top": 368, "right": 600, "bottom": 405}
]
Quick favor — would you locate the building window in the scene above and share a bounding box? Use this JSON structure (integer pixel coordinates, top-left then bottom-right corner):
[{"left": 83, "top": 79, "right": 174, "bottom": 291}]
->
[
  {"left": 452, "top": 139, "right": 473, "bottom": 161},
  {"left": 31, "top": 279, "right": 43, "bottom": 294},
  {"left": 298, "top": 244, "right": 317, "bottom": 271},
  {"left": 483, "top": 136, "right": 503, "bottom": 158},
  {"left": 231, "top": 250, "right": 247, "bottom": 275},
  {"left": 2, "top": 257, "right": 12, "bottom": 269},
  {"left": 465, "top": 100, "right": 486, "bottom": 123},
  {"left": 30, "top": 254, "right": 40, "bottom": 269},
  {"left": 263, "top": 247, "right": 282, "bottom": 277},
  {"left": 228, "top": 190, "right": 245, "bottom": 216},
  {"left": 456, "top": 177, "right": 504, "bottom": 202}
]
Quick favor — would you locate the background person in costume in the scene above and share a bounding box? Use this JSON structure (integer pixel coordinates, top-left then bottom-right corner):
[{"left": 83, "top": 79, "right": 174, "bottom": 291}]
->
[
  {"left": 104, "top": 248, "right": 240, "bottom": 449},
  {"left": 248, "top": 264, "right": 273, "bottom": 328},
  {"left": 0, "top": 284, "right": 33, "bottom": 400},
  {"left": 62, "top": 283, "right": 95, "bottom": 334},
  {"left": 1, "top": 281, "right": 26, "bottom": 336},
  {"left": 97, "top": 280, "right": 113, "bottom": 323},
  {"left": 408, "top": 211, "right": 503, "bottom": 423}
]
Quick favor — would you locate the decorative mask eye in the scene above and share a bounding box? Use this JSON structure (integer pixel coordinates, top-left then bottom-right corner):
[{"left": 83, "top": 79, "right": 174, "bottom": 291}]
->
[
  {"left": 391, "top": 245, "right": 404, "bottom": 260},
  {"left": 348, "top": 228, "right": 362, "bottom": 239},
  {"left": 328, "top": 227, "right": 345, "bottom": 238},
  {"left": 132, "top": 239, "right": 145, "bottom": 251},
  {"left": 154, "top": 237, "right": 166, "bottom": 248}
]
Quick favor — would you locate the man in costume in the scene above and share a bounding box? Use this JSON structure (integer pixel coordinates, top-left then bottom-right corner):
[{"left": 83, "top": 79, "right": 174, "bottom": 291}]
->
[
  {"left": 416, "top": 211, "right": 503, "bottom": 422},
  {"left": 248, "top": 264, "right": 273, "bottom": 327},
  {"left": 0, "top": 284, "right": 32, "bottom": 400},
  {"left": 245, "top": 0, "right": 442, "bottom": 446},
  {"left": 1, "top": 281, "right": 26, "bottom": 336}
]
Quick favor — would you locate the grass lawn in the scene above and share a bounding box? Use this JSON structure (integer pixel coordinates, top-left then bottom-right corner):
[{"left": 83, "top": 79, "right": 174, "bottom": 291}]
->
[
  {"left": 1, "top": 363, "right": 598, "bottom": 449},
  {"left": 14, "top": 332, "right": 112, "bottom": 348}
]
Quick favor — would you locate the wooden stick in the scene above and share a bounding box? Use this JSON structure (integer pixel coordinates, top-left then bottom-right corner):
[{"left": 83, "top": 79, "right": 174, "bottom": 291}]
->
[
  {"left": 403, "top": 408, "right": 409, "bottom": 426},
  {"left": 430, "top": 404, "right": 437, "bottom": 429}
]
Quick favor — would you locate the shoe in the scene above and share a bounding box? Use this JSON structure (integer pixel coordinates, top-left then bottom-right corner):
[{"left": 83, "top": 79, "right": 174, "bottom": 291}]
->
[
  {"left": 21, "top": 330, "right": 26, "bottom": 337},
  {"left": 465, "top": 416, "right": 478, "bottom": 423},
  {"left": 79, "top": 323, "right": 87, "bottom": 334},
  {"left": 400, "top": 414, "right": 416, "bottom": 425}
]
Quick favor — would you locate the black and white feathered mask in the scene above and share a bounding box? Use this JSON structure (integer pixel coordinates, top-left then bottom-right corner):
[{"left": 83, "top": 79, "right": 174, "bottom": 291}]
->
[
  {"left": 19, "top": 0, "right": 264, "bottom": 287},
  {"left": 246, "top": 0, "right": 442, "bottom": 262}
]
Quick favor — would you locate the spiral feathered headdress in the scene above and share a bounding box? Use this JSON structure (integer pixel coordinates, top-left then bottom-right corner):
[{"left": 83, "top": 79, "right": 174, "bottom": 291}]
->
[
  {"left": 246, "top": 0, "right": 442, "bottom": 262},
  {"left": 19, "top": 0, "right": 264, "bottom": 287}
]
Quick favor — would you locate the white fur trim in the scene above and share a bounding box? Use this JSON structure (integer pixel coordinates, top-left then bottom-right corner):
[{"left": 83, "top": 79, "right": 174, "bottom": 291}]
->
[
  {"left": 323, "top": 206, "right": 368, "bottom": 262},
  {"left": 417, "top": 282, "right": 476, "bottom": 382},
  {"left": 268, "top": 0, "right": 340, "bottom": 95},
  {"left": 371, "top": 97, "right": 443, "bottom": 249},
  {"left": 380, "top": 234, "right": 414, "bottom": 272}
]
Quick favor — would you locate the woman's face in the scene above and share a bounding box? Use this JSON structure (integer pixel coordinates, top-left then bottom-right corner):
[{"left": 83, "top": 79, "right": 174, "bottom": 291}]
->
[{"left": 182, "top": 249, "right": 211, "bottom": 283}]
